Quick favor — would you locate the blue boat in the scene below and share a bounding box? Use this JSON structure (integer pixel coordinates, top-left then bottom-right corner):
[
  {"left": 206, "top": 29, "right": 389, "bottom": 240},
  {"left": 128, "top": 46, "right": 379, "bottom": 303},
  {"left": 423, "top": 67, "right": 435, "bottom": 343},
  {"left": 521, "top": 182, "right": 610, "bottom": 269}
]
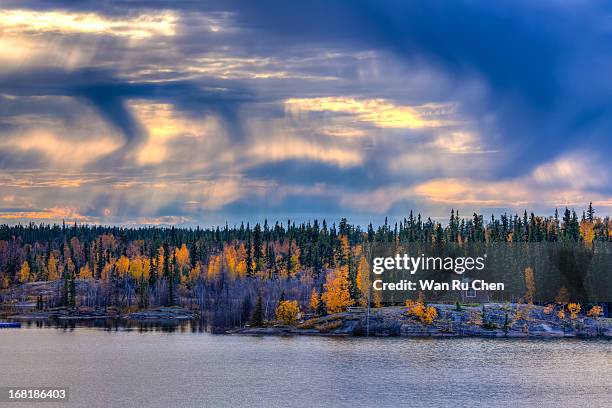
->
[{"left": 0, "top": 322, "right": 21, "bottom": 328}]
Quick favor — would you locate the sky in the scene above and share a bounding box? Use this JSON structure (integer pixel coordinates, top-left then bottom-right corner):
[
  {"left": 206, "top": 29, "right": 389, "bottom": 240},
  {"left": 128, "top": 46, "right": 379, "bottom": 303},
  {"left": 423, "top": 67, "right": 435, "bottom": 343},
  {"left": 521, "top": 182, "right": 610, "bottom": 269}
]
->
[{"left": 1, "top": 0, "right": 611, "bottom": 227}]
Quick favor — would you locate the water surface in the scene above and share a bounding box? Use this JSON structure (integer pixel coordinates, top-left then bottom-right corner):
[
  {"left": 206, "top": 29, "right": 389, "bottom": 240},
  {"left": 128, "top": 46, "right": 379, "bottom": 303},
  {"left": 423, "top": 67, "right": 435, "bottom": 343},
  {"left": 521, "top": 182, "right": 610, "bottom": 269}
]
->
[{"left": 1, "top": 324, "right": 610, "bottom": 407}]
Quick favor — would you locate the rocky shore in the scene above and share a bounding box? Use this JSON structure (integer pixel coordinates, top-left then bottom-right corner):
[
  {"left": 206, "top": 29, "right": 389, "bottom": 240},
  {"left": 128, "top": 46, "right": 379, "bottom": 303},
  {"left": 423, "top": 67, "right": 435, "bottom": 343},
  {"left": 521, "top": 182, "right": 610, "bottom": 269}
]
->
[{"left": 230, "top": 304, "right": 612, "bottom": 338}]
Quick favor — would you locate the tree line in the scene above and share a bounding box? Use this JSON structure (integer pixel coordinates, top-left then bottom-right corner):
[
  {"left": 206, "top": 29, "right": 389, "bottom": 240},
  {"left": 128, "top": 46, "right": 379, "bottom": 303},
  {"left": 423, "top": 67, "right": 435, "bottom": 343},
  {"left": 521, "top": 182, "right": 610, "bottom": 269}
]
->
[{"left": 0, "top": 203, "right": 609, "bottom": 327}]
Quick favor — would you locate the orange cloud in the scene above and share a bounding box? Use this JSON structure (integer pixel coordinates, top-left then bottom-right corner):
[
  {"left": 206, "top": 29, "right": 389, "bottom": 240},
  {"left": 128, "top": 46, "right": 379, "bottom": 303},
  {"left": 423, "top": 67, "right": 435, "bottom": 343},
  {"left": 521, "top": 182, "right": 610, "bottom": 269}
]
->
[
  {"left": 285, "top": 97, "right": 456, "bottom": 128},
  {"left": 0, "top": 207, "right": 94, "bottom": 222},
  {"left": 130, "top": 101, "right": 221, "bottom": 165},
  {"left": 0, "top": 9, "right": 177, "bottom": 38},
  {"left": 2, "top": 131, "right": 120, "bottom": 166},
  {"left": 249, "top": 137, "right": 362, "bottom": 167}
]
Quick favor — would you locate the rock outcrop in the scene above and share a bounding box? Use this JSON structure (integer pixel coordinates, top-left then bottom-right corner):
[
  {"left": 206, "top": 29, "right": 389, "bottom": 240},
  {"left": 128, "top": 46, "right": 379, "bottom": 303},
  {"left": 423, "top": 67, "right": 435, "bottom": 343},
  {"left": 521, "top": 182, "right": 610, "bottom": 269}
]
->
[{"left": 232, "top": 304, "right": 612, "bottom": 338}]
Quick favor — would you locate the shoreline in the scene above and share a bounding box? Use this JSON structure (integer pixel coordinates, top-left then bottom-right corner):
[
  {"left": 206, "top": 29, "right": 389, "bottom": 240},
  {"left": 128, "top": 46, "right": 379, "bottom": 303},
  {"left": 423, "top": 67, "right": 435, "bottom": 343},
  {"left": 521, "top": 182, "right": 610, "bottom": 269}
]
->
[
  {"left": 229, "top": 304, "right": 612, "bottom": 339},
  {"left": 4, "top": 304, "right": 611, "bottom": 339}
]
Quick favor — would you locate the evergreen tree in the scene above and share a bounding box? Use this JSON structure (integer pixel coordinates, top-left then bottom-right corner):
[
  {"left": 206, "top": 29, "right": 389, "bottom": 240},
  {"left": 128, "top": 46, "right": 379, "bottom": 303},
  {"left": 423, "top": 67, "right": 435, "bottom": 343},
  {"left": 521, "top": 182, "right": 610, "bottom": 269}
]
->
[
  {"left": 69, "top": 275, "right": 76, "bottom": 308},
  {"left": 246, "top": 238, "right": 254, "bottom": 278},
  {"left": 251, "top": 292, "right": 264, "bottom": 326},
  {"left": 167, "top": 253, "right": 175, "bottom": 306},
  {"left": 587, "top": 202, "right": 595, "bottom": 222},
  {"left": 316, "top": 284, "right": 327, "bottom": 316}
]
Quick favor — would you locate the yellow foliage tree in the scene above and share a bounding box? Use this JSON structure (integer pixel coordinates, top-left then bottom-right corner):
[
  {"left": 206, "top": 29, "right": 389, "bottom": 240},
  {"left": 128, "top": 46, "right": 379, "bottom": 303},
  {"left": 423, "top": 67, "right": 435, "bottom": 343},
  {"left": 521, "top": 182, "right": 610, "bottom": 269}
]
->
[
  {"left": 422, "top": 306, "right": 438, "bottom": 324},
  {"left": 175, "top": 244, "right": 190, "bottom": 280},
  {"left": 207, "top": 254, "right": 221, "bottom": 280},
  {"left": 115, "top": 255, "right": 130, "bottom": 278},
  {"left": 141, "top": 258, "right": 151, "bottom": 280},
  {"left": 47, "top": 253, "right": 59, "bottom": 281},
  {"left": 321, "top": 265, "right": 352, "bottom": 314},
  {"left": 65, "top": 257, "right": 75, "bottom": 276},
  {"left": 128, "top": 257, "right": 143, "bottom": 280},
  {"left": 524, "top": 267, "right": 536, "bottom": 304},
  {"left": 1, "top": 274, "right": 9, "bottom": 289},
  {"left": 356, "top": 256, "right": 370, "bottom": 307},
  {"left": 223, "top": 244, "right": 239, "bottom": 280},
  {"left": 189, "top": 263, "right": 202, "bottom": 282},
  {"left": 236, "top": 260, "right": 247, "bottom": 279},
  {"left": 18, "top": 261, "right": 31, "bottom": 283},
  {"left": 275, "top": 300, "right": 301, "bottom": 325},
  {"left": 101, "top": 263, "right": 113, "bottom": 281},
  {"left": 79, "top": 264, "right": 93, "bottom": 279},
  {"left": 406, "top": 299, "right": 437, "bottom": 324},
  {"left": 372, "top": 286, "right": 382, "bottom": 308},
  {"left": 567, "top": 303, "right": 581, "bottom": 319},
  {"left": 310, "top": 288, "right": 320, "bottom": 312},
  {"left": 236, "top": 242, "right": 247, "bottom": 279},
  {"left": 587, "top": 305, "right": 603, "bottom": 319},
  {"left": 579, "top": 220, "right": 595, "bottom": 244}
]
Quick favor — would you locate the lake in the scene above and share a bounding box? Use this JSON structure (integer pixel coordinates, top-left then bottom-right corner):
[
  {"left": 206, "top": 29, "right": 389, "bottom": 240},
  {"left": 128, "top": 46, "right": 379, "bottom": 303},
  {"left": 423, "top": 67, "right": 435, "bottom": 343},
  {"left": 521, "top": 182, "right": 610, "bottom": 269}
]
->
[{"left": 1, "top": 323, "right": 610, "bottom": 407}]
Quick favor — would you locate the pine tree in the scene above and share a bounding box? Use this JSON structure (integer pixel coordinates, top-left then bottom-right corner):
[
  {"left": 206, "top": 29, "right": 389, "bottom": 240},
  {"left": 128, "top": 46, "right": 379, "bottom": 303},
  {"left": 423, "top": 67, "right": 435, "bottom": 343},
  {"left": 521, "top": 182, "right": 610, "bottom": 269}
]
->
[
  {"left": 246, "top": 238, "right": 254, "bottom": 278},
  {"left": 277, "top": 290, "right": 285, "bottom": 308},
  {"left": 69, "top": 276, "right": 76, "bottom": 308},
  {"left": 316, "top": 283, "right": 327, "bottom": 316},
  {"left": 167, "top": 253, "right": 175, "bottom": 306},
  {"left": 62, "top": 273, "right": 69, "bottom": 307},
  {"left": 251, "top": 293, "right": 264, "bottom": 326},
  {"left": 587, "top": 202, "right": 595, "bottom": 222},
  {"left": 253, "top": 223, "right": 262, "bottom": 272},
  {"left": 148, "top": 254, "right": 157, "bottom": 287}
]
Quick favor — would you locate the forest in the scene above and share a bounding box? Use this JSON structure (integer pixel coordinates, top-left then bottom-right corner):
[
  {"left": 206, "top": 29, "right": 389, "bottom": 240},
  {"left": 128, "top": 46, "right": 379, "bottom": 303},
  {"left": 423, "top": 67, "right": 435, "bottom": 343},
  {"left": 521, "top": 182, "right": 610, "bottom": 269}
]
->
[{"left": 0, "top": 203, "right": 610, "bottom": 328}]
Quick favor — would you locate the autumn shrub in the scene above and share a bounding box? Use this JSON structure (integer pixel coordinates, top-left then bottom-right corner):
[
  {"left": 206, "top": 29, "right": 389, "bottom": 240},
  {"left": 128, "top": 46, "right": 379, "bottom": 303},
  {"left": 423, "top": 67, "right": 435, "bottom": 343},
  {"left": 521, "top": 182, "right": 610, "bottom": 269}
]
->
[
  {"left": 567, "top": 303, "right": 581, "bottom": 319},
  {"left": 321, "top": 266, "right": 352, "bottom": 314},
  {"left": 275, "top": 300, "right": 301, "bottom": 325},
  {"left": 406, "top": 300, "right": 437, "bottom": 325},
  {"left": 587, "top": 305, "right": 603, "bottom": 319},
  {"left": 422, "top": 306, "right": 438, "bottom": 324}
]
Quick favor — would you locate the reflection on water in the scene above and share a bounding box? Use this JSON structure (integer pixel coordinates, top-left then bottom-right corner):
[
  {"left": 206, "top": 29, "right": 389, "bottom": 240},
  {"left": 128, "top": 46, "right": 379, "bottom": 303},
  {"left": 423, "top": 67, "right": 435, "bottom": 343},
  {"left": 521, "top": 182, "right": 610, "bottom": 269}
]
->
[
  {"left": 1, "top": 325, "right": 610, "bottom": 408},
  {"left": 15, "top": 318, "right": 207, "bottom": 333}
]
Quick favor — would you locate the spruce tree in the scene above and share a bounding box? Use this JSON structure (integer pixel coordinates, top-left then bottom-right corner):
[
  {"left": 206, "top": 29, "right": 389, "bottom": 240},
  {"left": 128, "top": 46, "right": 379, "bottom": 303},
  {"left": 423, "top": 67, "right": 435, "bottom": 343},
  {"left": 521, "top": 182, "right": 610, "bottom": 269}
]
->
[
  {"left": 62, "top": 273, "right": 69, "bottom": 307},
  {"left": 167, "top": 253, "right": 175, "bottom": 306},
  {"left": 587, "top": 202, "right": 595, "bottom": 222},
  {"left": 246, "top": 238, "right": 254, "bottom": 278},
  {"left": 316, "top": 284, "right": 327, "bottom": 316},
  {"left": 69, "top": 276, "right": 76, "bottom": 308},
  {"left": 251, "top": 293, "right": 264, "bottom": 326}
]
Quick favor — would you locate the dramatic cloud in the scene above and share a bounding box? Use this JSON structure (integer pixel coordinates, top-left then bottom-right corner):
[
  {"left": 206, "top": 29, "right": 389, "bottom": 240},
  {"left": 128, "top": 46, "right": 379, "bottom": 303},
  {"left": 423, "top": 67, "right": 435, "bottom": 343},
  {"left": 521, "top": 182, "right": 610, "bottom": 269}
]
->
[
  {"left": 0, "top": 9, "right": 177, "bottom": 38},
  {"left": 0, "top": 0, "right": 610, "bottom": 225},
  {"left": 285, "top": 97, "right": 457, "bottom": 128}
]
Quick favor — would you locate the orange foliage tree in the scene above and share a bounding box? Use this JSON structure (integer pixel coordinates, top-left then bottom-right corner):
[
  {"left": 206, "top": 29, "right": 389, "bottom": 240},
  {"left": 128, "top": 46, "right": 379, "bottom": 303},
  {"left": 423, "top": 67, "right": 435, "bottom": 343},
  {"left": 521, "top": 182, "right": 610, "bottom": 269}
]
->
[
  {"left": 321, "top": 265, "right": 353, "bottom": 314},
  {"left": 79, "top": 264, "right": 93, "bottom": 279},
  {"left": 587, "top": 305, "right": 603, "bottom": 319},
  {"left": 579, "top": 220, "right": 595, "bottom": 244},
  {"left": 275, "top": 300, "right": 301, "bottom": 325},
  {"left": 356, "top": 256, "right": 370, "bottom": 307},
  {"left": 47, "top": 253, "right": 59, "bottom": 281},
  {"left": 567, "top": 303, "right": 581, "bottom": 319},
  {"left": 310, "top": 288, "right": 320, "bottom": 312},
  {"left": 17, "top": 261, "right": 31, "bottom": 283},
  {"left": 406, "top": 299, "right": 438, "bottom": 324}
]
